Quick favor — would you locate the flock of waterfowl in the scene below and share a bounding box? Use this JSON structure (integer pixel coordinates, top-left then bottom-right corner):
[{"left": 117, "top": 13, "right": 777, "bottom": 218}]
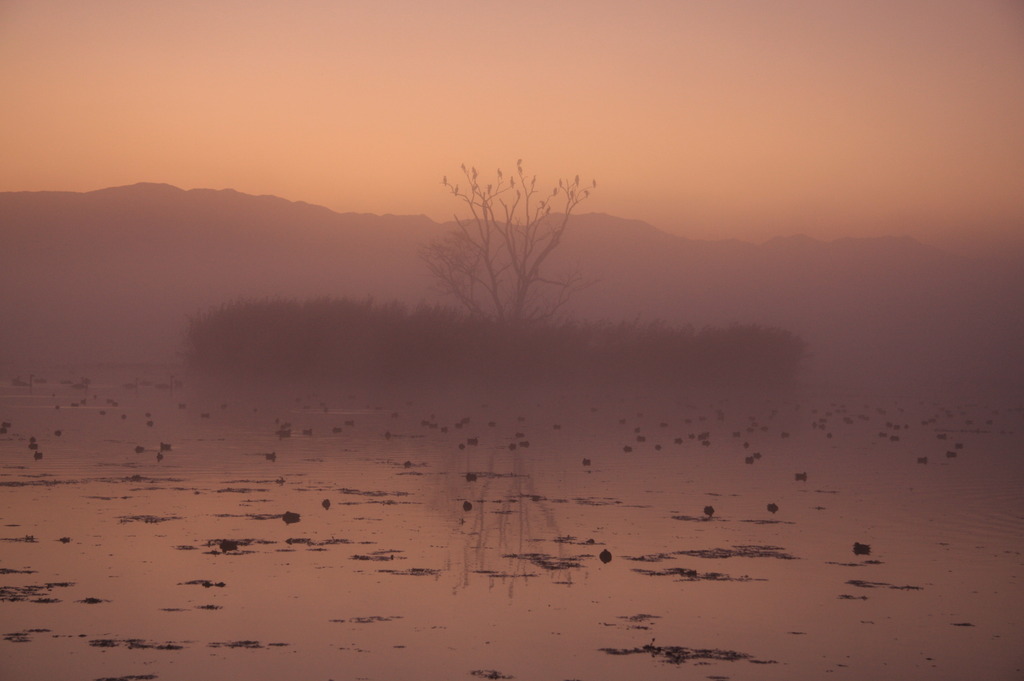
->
[
  {"left": 2, "top": 370, "right": 1021, "bottom": 680},
  {"left": 5, "top": 372, "right": 1011, "bottom": 554}
]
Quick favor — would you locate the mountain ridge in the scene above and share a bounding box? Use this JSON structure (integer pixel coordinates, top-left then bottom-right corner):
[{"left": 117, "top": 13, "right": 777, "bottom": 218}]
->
[{"left": 2, "top": 182, "right": 967, "bottom": 256}]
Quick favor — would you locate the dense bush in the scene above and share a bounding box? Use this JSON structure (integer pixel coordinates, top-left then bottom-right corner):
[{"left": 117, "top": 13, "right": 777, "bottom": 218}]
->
[{"left": 184, "top": 297, "right": 807, "bottom": 389}]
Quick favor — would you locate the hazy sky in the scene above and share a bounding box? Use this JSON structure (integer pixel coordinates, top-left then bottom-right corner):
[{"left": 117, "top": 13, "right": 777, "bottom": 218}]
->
[{"left": 3, "top": 1, "right": 1022, "bottom": 251}]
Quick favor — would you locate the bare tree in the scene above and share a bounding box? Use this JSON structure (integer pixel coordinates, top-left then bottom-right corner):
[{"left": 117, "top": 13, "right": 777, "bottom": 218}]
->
[{"left": 421, "top": 160, "right": 595, "bottom": 325}]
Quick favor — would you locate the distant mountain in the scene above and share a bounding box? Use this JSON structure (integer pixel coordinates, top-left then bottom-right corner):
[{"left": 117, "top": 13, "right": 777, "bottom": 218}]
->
[
  {"left": 1, "top": 183, "right": 442, "bottom": 365},
  {"left": 2, "top": 183, "right": 1021, "bottom": 393}
]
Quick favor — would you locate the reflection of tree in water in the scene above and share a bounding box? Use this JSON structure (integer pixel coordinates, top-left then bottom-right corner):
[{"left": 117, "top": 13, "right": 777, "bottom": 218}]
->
[{"left": 439, "top": 445, "right": 567, "bottom": 596}]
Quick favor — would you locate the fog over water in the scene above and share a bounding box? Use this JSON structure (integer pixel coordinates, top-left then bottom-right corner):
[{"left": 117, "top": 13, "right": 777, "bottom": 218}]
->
[
  {"left": 4, "top": 3, "right": 1022, "bottom": 677},
  {"left": 2, "top": 184, "right": 1022, "bottom": 396},
  {"left": 1, "top": 185, "right": 1022, "bottom": 681}
]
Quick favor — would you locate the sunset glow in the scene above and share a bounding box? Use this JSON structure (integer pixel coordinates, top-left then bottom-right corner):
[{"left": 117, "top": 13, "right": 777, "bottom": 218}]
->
[
  {"left": 3, "top": 0, "right": 1022, "bottom": 251},
  {"left": 3, "top": 6, "right": 1024, "bottom": 680}
]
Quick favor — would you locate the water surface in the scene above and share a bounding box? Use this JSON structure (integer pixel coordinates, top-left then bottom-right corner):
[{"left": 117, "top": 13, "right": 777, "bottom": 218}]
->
[{"left": 2, "top": 371, "right": 1022, "bottom": 680}]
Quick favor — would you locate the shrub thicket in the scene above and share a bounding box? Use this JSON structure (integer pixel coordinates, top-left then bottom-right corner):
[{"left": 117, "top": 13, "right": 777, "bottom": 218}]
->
[{"left": 184, "top": 297, "right": 806, "bottom": 389}]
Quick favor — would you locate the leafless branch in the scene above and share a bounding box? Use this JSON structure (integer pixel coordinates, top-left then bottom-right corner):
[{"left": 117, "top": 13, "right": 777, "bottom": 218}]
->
[{"left": 423, "top": 161, "right": 595, "bottom": 325}]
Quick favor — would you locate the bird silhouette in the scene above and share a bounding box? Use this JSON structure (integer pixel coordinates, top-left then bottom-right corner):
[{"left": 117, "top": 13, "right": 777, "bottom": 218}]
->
[
  {"left": 599, "top": 549, "right": 612, "bottom": 564},
  {"left": 767, "top": 502, "right": 779, "bottom": 514}
]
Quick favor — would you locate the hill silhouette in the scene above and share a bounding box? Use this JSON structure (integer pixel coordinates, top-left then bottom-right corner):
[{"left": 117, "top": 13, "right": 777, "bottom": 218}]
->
[{"left": 2, "top": 183, "right": 1021, "bottom": 393}]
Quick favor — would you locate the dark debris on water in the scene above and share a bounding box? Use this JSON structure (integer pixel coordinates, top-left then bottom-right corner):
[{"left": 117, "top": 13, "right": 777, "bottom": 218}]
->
[
  {"left": 1, "top": 581, "right": 74, "bottom": 603},
  {"left": 503, "top": 553, "right": 587, "bottom": 570},
  {"left": 89, "top": 638, "right": 184, "bottom": 650},
  {"left": 656, "top": 545, "right": 798, "bottom": 560},
  {"left": 602, "top": 614, "right": 662, "bottom": 630},
  {"left": 846, "top": 579, "right": 923, "bottom": 590},
  {"left": 470, "top": 670, "right": 514, "bottom": 679},
  {"left": 180, "top": 579, "right": 226, "bottom": 588},
  {"left": 208, "top": 640, "right": 290, "bottom": 648},
  {"left": 601, "top": 642, "right": 777, "bottom": 665},
  {"left": 4, "top": 628, "right": 51, "bottom": 643},
  {"left": 632, "top": 567, "right": 763, "bottom": 582},
  {"left": 329, "top": 615, "right": 402, "bottom": 624},
  {"left": 377, "top": 567, "right": 440, "bottom": 576},
  {"left": 118, "top": 514, "right": 182, "bottom": 524}
]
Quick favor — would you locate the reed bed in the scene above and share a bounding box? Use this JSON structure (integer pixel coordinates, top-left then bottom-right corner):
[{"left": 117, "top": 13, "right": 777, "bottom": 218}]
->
[{"left": 184, "top": 297, "right": 807, "bottom": 389}]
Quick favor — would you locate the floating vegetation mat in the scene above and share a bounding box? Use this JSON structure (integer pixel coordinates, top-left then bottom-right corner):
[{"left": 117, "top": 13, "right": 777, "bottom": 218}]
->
[
  {"left": 1, "top": 582, "right": 74, "bottom": 603},
  {"left": 3, "top": 628, "right": 51, "bottom": 643},
  {"left": 117, "top": 514, "right": 182, "bottom": 523},
  {"left": 469, "top": 670, "right": 514, "bottom": 679},
  {"left": 626, "top": 544, "right": 797, "bottom": 561},
  {"left": 503, "top": 552, "right": 588, "bottom": 570},
  {"left": 88, "top": 639, "right": 185, "bottom": 650},
  {"left": 208, "top": 640, "right": 290, "bottom": 649},
  {"left": 846, "top": 579, "right": 923, "bottom": 590},
  {"left": 674, "top": 544, "right": 798, "bottom": 560},
  {"left": 600, "top": 642, "right": 777, "bottom": 665},
  {"left": 377, "top": 567, "right": 440, "bottom": 576},
  {"left": 632, "top": 567, "right": 763, "bottom": 582}
]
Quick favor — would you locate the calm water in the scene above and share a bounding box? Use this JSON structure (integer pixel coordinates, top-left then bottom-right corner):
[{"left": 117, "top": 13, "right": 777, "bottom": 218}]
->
[{"left": 1, "top": 370, "right": 1022, "bottom": 681}]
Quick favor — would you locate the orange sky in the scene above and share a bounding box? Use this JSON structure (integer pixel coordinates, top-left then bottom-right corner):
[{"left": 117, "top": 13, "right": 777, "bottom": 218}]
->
[{"left": 2, "top": 1, "right": 1022, "bottom": 253}]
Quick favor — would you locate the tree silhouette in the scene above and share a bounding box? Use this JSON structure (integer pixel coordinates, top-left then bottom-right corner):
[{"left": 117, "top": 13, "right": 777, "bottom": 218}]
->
[{"left": 421, "top": 160, "right": 595, "bottom": 324}]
